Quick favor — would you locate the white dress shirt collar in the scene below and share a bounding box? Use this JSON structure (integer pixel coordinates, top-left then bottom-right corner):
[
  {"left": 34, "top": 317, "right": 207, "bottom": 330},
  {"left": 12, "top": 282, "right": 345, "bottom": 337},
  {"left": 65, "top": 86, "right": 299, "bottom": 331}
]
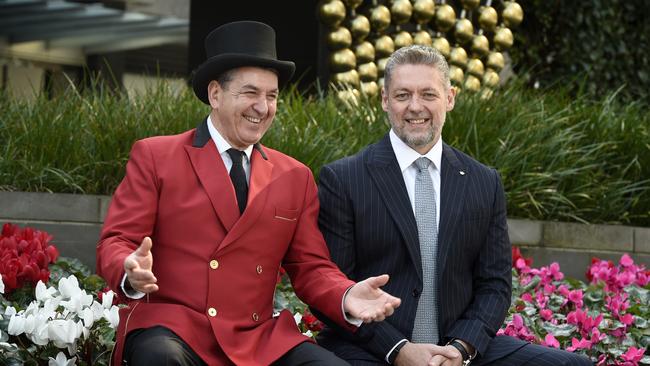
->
[
  {"left": 207, "top": 115, "right": 254, "bottom": 160},
  {"left": 389, "top": 129, "right": 443, "bottom": 173}
]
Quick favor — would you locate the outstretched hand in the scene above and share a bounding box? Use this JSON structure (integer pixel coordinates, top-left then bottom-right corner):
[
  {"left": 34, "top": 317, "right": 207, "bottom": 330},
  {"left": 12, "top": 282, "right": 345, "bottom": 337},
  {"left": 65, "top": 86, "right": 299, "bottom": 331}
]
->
[
  {"left": 123, "top": 236, "right": 159, "bottom": 294},
  {"left": 344, "top": 274, "right": 401, "bottom": 323}
]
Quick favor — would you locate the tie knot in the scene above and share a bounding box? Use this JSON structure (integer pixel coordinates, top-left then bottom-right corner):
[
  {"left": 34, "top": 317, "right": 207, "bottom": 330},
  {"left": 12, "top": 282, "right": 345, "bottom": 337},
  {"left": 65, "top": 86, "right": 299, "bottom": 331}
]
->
[
  {"left": 414, "top": 157, "right": 431, "bottom": 171},
  {"left": 227, "top": 148, "right": 245, "bottom": 166}
]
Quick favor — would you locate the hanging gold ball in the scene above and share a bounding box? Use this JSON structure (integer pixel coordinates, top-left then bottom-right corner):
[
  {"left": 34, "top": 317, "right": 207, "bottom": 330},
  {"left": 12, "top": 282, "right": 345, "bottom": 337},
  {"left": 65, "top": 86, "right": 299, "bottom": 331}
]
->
[
  {"left": 361, "top": 81, "right": 379, "bottom": 96},
  {"left": 454, "top": 18, "right": 474, "bottom": 44},
  {"left": 358, "top": 62, "right": 378, "bottom": 81},
  {"left": 337, "top": 89, "right": 361, "bottom": 104},
  {"left": 374, "top": 35, "right": 395, "bottom": 58},
  {"left": 413, "top": 30, "right": 433, "bottom": 46},
  {"left": 434, "top": 4, "right": 456, "bottom": 32},
  {"left": 466, "top": 58, "right": 485, "bottom": 77},
  {"left": 350, "top": 14, "right": 371, "bottom": 41},
  {"left": 449, "top": 46, "right": 468, "bottom": 68},
  {"left": 327, "top": 27, "right": 353, "bottom": 50},
  {"left": 331, "top": 69, "right": 360, "bottom": 87},
  {"left": 391, "top": 0, "right": 413, "bottom": 25},
  {"left": 494, "top": 26, "right": 514, "bottom": 50},
  {"left": 502, "top": 1, "right": 524, "bottom": 28},
  {"left": 478, "top": 6, "right": 498, "bottom": 32},
  {"left": 377, "top": 57, "right": 389, "bottom": 77},
  {"left": 464, "top": 75, "right": 481, "bottom": 92},
  {"left": 470, "top": 34, "right": 490, "bottom": 57},
  {"left": 432, "top": 36, "right": 450, "bottom": 58},
  {"left": 480, "top": 87, "right": 494, "bottom": 99},
  {"left": 460, "top": 0, "right": 480, "bottom": 10},
  {"left": 342, "top": 0, "right": 363, "bottom": 10},
  {"left": 355, "top": 41, "right": 376, "bottom": 64},
  {"left": 483, "top": 69, "right": 500, "bottom": 88},
  {"left": 329, "top": 48, "right": 357, "bottom": 72},
  {"left": 486, "top": 51, "right": 505, "bottom": 71},
  {"left": 393, "top": 31, "right": 414, "bottom": 49},
  {"left": 449, "top": 65, "right": 464, "bottom": 85},
  {"left": 319, "top": 0, "right": 347, "bottom": 28},
  {"left": 370, "top": 5, "right": 392, "bottom": 32},
  {"left": 413, "top": 0, "right": 435, "bottom": 24}
]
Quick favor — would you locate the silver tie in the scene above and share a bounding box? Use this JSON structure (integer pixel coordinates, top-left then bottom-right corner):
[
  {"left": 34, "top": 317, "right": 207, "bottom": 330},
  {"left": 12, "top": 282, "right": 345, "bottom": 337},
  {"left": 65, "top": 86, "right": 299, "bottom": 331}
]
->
[{"left": 411, "top": 157, "right": 439, "bottom": 344}]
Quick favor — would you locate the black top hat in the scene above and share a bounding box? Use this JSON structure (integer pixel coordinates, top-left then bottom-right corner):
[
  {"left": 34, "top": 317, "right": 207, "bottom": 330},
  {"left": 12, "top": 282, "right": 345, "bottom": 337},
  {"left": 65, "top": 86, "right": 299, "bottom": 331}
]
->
[{"left": 192, "top": 21, "right": 296, "bottom": 104}]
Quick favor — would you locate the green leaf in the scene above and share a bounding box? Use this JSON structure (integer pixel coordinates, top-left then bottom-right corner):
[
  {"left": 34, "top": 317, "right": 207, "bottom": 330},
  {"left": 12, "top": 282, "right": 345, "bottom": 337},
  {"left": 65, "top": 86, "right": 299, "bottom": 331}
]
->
[{"left": 541, "top": 323, "right": 577, "bottom": 337}]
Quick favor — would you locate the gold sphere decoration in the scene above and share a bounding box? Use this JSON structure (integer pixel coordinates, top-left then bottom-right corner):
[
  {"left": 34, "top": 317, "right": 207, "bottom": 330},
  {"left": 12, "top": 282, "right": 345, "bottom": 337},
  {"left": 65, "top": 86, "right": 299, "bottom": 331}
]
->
[
  {"left": 393, "top": 31, "right": 414, "bottom": 49},
  {"left": 494, "top": 26, "right": 514, "bottom": 50},
  {"left": 432, "top": 37, "right": 451, "bottom": 58},
  {"left": 466, "top": 58, "right": 485, "bottom": 77},
  {"left": 337, "top": 89, "right": 361, "bottom": 104},
  {"left": 377, "top": 57, "right": 389, "bottom": 77},
  {"left": 454, "top": 18, "right": 474, "bottom": 44},
  {"left": 464, "top": 75, "right": 481, "bottom": 92},
  {"left": 370, "top": 5, "right": 392, "bottom": 32},
  {"left": 449, "top": 46, "right": 468, "bottom": 68},
  {"left": 460, "top": 0, "right": 480, "bottom": 10},
  {"left": 358, "top": 62, "right": 378, "bottom": 81},
  {"left": 486, "top": 52, "right": 505, "bottom": 71},
  {"left": 449, "top": 65, "right": 464, "bottom": 85},
  {"left": 470, "top": 34, "right": 490, "bottom": 57},
  {"left": 413, "top": 0, "right": 435, "bottom": 24},
  {"left": 413, "top": 30, "right": 433, "bottom": 46},
  {"left": 319, "top": 0, "right": 347, "bottom": 28},
  {"left": 331, "top": 69, "right": 360, "bottom": 87},
  {"left": 342, "top": 0, "right": 363, "bottom": 10},
  {"left": 350, "top": 15, "right": 371, "bottom": 41},
  {"left": 480, "top": 88, "right": 494, "bottom": 99},
  {"left": 327, "top": 27, "right": 353, "bottom": 50},
  {"left": 329, "top": 48, "right": 357, "bottom": 72},
  {"left": 483, "top": 69, "right": 500, "bottom": 88},
  {"left": 355, "top": 41, "right": 376, "bottom": 64},
  {"left": 378, "top": 77, "right": 385, "bottom": 88},
  {"left": 502, "top": 1, "right": 524, "bottom": 28},
  {"left": 374, "top": 35, "right": 395, "bottom": 58},
  {"left": 391, "top": 0, "right": 413, "bottom": 25},
  {"left": 361, "top": 81, "right": 379, "bottom": 96},
  {"left": 434, "top": 4, "right": 456, "bottom": 32},
  {"left": 478, "top": 6, "right": 498, "bottom": 32}
]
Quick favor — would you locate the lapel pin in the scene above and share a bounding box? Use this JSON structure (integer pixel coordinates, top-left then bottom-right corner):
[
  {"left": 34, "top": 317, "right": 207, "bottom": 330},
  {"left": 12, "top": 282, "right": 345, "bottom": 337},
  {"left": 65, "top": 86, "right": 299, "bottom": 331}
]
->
[{"left": 459, "top": 170, "right": 466, "bottom": 175}]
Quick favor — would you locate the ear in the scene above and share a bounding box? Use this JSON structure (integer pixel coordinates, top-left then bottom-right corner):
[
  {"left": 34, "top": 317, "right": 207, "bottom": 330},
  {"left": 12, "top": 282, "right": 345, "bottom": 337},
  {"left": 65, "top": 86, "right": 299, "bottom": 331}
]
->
[
  {"left": 381, "top": 86, "right": 389, "bottom": 112},
  {"left": 446, "top": 86, "right": 456, "bottom": 112},
  {"left": 207, "top": 80, "right": 221, "bottom": 109}
]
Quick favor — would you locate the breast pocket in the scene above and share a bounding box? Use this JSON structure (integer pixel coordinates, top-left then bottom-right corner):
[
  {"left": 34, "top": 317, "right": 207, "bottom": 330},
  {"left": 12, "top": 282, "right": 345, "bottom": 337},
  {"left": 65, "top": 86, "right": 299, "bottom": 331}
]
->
[{"left": 274, "top": 207, "right": 299, "bottom": 222}]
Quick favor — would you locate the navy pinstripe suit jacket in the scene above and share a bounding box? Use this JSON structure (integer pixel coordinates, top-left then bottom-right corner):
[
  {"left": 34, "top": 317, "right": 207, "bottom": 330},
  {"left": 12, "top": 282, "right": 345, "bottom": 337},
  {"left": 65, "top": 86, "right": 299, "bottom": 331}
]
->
[{"left": 315, "top": 134, "right": 513, "bottom": 363}]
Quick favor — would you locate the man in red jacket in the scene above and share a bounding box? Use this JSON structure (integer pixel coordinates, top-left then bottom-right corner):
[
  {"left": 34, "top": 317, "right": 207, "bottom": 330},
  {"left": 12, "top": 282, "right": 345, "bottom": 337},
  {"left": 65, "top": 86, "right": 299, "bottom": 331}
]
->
[{"left": 96, "top": 21, "right": 404, "bottom": 366}]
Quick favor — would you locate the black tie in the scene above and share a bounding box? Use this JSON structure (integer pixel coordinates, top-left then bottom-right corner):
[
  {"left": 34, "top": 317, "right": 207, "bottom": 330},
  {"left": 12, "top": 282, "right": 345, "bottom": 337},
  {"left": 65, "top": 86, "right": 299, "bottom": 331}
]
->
[{"left": 226, "top": 148, "right": 248, "bottom": 214}]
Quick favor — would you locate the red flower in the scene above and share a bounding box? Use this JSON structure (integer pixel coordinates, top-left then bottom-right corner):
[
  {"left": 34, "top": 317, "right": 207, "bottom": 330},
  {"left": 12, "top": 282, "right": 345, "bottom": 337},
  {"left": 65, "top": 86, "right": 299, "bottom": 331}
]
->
[{"left": 301, "top": 311, "right": 324, "bottom": 332}]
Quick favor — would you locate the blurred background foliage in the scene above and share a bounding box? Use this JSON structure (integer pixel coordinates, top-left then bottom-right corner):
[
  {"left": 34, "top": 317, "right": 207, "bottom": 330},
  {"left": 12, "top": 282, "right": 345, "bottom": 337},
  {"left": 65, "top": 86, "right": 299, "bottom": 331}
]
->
[{"left": 510, "top": 0, "right": 650, "bottom": 103}]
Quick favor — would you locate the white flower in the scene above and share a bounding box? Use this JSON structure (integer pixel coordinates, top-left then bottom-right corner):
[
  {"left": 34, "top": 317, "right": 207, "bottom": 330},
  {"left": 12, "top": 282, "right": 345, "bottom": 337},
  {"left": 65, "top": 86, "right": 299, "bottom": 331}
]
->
[
  {"left": 101, "top": 290, "right": 115, "bottom": 309},
  {"left": 0, "top": 273, "right": 4, "bottom": 294},
  {"left": 29, "top": 321, "right": 50, "bottom": 346},
  {"left": 8, "top": 314, "right": 26, "bottom": 335},
  {"left": 81, "top": 307, "right": 94, "bottom": 328},
  {"left": 103, "top": 306, "right": 119, "bottom": 328},
  {"left": 58, "top": 275, "right": 82, "bottom": 300},
  {"left": 303, "top": 330, "right": 313, "bottom": 337},
  {"left": 293, "top": 313, "right": 302, "bottom": 325},
  {"left": 48, "top": 319, "right": 78, "bottom": 348},
  {"left": 90, "top": 301, "right": 105, "bottom": 321},
  {"left": 36, "top": 281, "right": 57, "bottom": 302},
  {"left": 4, "top": 306, "right": 17, "bottom": 317},
  {"left": 60, "top": 290, "right": 93, "bottom": 314},
  {"left": 48, "top": 351, "right": 76, "bottom": 366}
]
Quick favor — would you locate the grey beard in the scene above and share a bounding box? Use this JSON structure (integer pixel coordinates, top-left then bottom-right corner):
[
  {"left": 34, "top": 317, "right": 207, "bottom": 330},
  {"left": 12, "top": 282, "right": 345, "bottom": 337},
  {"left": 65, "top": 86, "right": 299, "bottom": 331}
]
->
[{"left": 397, "top": 128, "right": 435, "bottom": 150}]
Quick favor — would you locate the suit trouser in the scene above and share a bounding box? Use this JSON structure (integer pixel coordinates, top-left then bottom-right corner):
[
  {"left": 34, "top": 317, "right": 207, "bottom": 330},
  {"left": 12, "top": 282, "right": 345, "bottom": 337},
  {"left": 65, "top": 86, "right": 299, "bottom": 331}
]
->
[{"left": 123, "top": 326, "right": 350, "bottom": 366}]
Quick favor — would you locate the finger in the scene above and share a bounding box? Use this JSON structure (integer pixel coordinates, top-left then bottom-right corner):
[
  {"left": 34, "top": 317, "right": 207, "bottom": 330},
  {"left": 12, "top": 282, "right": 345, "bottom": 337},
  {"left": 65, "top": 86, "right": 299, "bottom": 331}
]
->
[
  {"left": 135, "top": 236, "right": 153, "bottom": 257},
  {"left": 428, "top": 355, "right": 446, "bottom": 366},
  {"left": 435, "top": 345, "right": 460, "bottom": 359},
  {"left": 124, "top": 256, "right": 139, "bottom": 271},
  {"left": 128, "top": 269, "right": 157, "bottom": 283},
  {"left": 367, "top": 274, "right": 389, "bottom": 288}
]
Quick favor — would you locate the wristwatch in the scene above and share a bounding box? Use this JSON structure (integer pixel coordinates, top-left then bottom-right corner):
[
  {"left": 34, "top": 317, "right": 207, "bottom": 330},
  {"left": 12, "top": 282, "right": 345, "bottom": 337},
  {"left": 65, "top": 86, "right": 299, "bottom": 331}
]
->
[
  {"left": 447, "top": 339, "right": 476, "bottom": 366},
  {"left": 387, "top": 341, "right": 407, "bottom": 364}
]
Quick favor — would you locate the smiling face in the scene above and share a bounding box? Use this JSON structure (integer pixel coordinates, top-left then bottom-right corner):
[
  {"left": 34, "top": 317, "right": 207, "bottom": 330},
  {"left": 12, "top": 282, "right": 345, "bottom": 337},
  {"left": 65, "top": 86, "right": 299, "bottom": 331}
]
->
[
  {"left": 382, "top": 63, "right": 456, "bottom": 154},
  {"left": 208, "top": 66, "right": 279, "bottom": 149}
]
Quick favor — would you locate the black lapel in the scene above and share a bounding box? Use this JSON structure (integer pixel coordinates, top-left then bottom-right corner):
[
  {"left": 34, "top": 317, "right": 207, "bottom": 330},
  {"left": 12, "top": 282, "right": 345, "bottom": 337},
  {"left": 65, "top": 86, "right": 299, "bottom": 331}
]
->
[
  {"left": 366, "top": 134, "right": 423, "bottom": 279},
  {"left": 437, "top": 143, "right": 468, "bottom": 277}
]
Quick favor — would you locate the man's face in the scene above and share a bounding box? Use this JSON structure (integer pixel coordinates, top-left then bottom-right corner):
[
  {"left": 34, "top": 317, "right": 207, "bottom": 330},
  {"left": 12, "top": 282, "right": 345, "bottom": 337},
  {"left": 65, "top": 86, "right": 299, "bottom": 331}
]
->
[
  {"left": 208, "top": 67, "right": 279, "bottom": 149},
  {"left": 382, "top": 64, "right": 456, "bottom": 154}
]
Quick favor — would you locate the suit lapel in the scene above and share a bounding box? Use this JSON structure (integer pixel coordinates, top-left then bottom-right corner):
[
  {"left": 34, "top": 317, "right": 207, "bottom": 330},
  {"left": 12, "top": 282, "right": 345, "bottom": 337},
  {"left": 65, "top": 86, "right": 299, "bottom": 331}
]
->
[
  {"left": 367, "top": 135, "right": 423, "bottom": 279},
  {"left": 437, "top": 144, "right": 468, "bottom": 277},
  {"left": 219, "top": 147, "right": 273, "bottom": 250},
  {"left": 185, "top": 119, "right": 239, "bottom": 232}
]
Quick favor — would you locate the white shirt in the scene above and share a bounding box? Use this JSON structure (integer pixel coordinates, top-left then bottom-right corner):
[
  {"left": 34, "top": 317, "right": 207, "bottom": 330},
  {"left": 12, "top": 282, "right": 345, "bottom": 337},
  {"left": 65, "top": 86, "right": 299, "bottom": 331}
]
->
[{"left": 207, "top": 115, "right": 254, "bottom": 183}]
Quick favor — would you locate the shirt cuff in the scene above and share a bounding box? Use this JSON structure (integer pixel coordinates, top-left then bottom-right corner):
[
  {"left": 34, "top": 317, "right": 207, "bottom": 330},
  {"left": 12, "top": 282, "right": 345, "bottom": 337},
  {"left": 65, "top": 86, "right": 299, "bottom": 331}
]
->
[
  {"left": 385, "top": 339, "right": 408, "bottom": 364},
  {"left": 121, "top": 273, "right": 146, "bottom": 299},
  {"left": 342, "top": 286, "right": 363, "bottom": 327}
]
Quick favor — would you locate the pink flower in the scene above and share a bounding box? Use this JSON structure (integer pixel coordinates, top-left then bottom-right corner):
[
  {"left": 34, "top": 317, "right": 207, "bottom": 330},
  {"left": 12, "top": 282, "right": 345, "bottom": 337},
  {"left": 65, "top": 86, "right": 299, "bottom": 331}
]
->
[
  {"left": 543, "top": 334, "right": 560, "bottom": 348},
  {"left": 521, "top": 293, "right": 533, "bottom": 303},
  {"left": 540, "top": 309, "right": 553, "bottom": 321},
  {"left": 619, "top": 313, "right": 634, "bottom": 326},
  {"left": 566, "top": 337, "right": 592, "bottom": 352},
  {"left": 620, "top": 254, "right": 634, "bottom": 268},
  {"left": 620, "top": 347, "right": 645, "bottom": 363},
  {"left": 549, "top": 262, "right": 564, "bottom": 281},
  {"left": 568, "top": 289, "right": 584, "bottom": 308}
]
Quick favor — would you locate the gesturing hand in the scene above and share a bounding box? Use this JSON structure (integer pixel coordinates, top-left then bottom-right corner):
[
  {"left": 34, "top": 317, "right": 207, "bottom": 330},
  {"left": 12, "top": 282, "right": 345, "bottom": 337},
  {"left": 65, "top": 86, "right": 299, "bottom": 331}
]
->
[
  {"left": 344, "top": 274, "right": 401, "bottom": 323},
  {"left": 123, "top": 236, "right": 159, "bottom": 293},
  {"left": 395, "top": 343, "right": 460, "bottom": 366}
]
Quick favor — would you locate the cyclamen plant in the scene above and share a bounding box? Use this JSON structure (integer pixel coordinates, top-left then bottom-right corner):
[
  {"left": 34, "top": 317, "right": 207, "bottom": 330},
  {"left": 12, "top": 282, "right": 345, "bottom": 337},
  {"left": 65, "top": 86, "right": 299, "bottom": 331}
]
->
[{"left": 501, "top": 248, "right": 650, "bottom": 365}]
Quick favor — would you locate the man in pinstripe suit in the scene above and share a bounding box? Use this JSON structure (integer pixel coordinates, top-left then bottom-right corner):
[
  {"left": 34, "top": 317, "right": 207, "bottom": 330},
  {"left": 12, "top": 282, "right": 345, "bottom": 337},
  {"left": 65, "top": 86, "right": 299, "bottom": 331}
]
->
[{"left": 316, "top": 45, "right": 591, "bottom": 366}]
